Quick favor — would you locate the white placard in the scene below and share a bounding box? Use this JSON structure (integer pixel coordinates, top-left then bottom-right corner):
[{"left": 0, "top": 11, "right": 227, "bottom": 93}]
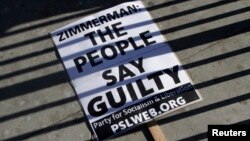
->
[{"left": 50, "top": 1, "right": 202, "bottom": 140}]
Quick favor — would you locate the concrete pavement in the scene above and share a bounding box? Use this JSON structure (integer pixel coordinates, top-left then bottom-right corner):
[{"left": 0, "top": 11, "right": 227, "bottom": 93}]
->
[{"left": 1, "top": 0, "right": 250, "bottom": 140}]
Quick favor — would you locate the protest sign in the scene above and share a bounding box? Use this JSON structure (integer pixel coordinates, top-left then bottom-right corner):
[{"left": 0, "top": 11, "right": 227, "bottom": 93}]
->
[{"left": 50, "top": 1, "right": 202, "bottom": 140}]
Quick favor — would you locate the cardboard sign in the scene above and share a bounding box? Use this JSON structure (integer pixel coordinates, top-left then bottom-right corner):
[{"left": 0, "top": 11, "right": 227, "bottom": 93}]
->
[{"left": 50, "top": 1, "right": 202, "bottom": 140}]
